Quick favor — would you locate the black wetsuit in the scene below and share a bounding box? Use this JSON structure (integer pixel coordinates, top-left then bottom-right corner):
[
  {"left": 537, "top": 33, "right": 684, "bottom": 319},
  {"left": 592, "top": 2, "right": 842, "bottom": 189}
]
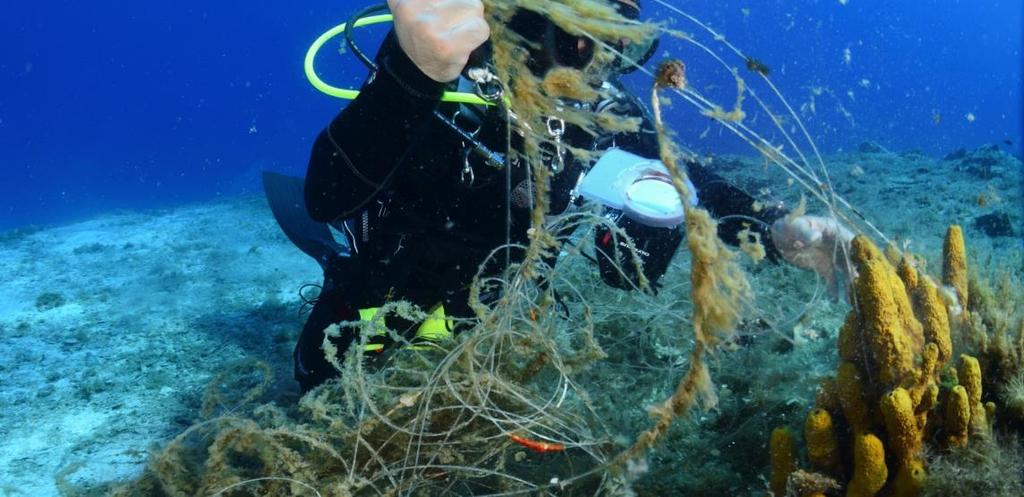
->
[{"left": 295, "top": 32, "right": 784, "bottom": 391}]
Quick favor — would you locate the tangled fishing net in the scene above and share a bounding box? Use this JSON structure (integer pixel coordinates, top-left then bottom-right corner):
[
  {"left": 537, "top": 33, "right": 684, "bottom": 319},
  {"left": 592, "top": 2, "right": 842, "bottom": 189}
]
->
[{"left": 106, "top": 1, "right": 935, "bottom": 495}]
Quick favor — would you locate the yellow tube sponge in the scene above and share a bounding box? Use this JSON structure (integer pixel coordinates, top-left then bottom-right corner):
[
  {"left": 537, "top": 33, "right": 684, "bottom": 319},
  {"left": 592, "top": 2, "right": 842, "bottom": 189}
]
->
[
  {"left": 805, "top": 408, "right": 841, "bottom": 475},
  {"left": 852, "top": 235, "right": 884, "bottom": 264},
  {"left": 959, "top": 354, "right": 983, "bottom": 406},
  {"left": 920, "top": 342, "right": 939, "bottom": 381},
  {"left": 916, "top": 383, "right": 938, "bottom": 416},
  {"left": 891, "top": 458, "right": 926, "bottom": 497},
  {"left": 855, "top": 257, "right": 916, "bottom": 387},
  {"left": 838, "top": 312, "right": 863, "bottom": 366},
  {"left": 909, "top": 343, "right": 939, "bottom": 410},
  {"left": 890, "top": 269, "right": 926, "bottom": 352},
  {"left": 958, "top": 354, "right": 988, "bottom": 433},
  {"left": 770, "top": 426, "right": 796, "bottom": 497},
  {"left": 945, "top": 385, "right": 970, "bottom": 449},
  {"left": 851, "top": 237, "right": 924, "bottom": 364},
  {"left": 837, "top": 361, "right": 871, "bottom": 432},
  {"left": 942, "top": 225, "right": 968, "bottom": 308},
  {"left": 914, "top": 279, "right": 953, "bottom": 365},
  {"left": 880, "top": 387, "right": 921, "bottom": 466},
  {"left": 897, "top": 257, "right": 919, "bottom": 292},
  {"left": 847, "top": 432, "right": 888, "bottom": 497}
]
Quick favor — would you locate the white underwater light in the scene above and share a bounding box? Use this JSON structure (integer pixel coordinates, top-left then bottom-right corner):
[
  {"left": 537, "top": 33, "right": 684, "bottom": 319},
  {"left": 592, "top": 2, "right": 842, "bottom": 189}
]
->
[
  {"left": 623, "top": 174, "right": 684, "bottom": 228},
  {"left": 578, "top": 148, "right": 695, "bottom": 228}
]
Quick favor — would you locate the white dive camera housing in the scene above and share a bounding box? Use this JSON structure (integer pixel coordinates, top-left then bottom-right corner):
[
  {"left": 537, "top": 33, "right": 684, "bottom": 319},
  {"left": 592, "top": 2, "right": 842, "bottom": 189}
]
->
[{"left": 577, "top": 148, "right": 697, "bottom": 228}]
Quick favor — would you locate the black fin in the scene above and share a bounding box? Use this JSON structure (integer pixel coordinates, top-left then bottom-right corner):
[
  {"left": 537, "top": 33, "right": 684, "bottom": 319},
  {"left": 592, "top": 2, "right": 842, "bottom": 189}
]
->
[{"left": 262, "top": 171, "right": 349, "bottom": 268}]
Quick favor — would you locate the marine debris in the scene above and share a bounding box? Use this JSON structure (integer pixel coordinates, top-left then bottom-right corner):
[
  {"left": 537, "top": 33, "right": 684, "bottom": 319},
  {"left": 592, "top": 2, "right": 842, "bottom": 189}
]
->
[{"left": 745, "top": 56, "right": 771, "bottom": 76}]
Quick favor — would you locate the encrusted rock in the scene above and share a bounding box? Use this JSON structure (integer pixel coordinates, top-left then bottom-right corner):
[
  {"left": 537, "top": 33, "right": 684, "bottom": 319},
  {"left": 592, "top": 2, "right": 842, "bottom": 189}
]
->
[
  {"left": 943, "top": 143, "right": 1020, "bottom": 179},
  {"left": 974, "top": 211, "right": 1015, "bottom": 238},
  {"left": 858, "top": 141, "right": 886, "bottom": 153}
]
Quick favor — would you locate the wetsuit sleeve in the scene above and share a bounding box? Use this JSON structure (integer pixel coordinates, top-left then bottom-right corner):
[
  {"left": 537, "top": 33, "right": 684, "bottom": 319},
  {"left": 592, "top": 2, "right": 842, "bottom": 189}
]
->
[
  {"left": 607, "top": 88, "right": 787, "bottom": 261},
  {"left": 304, "top": 31, "right": 447, "bottom": 223},
  {"left": 686, "top": 161, "right": 787, "bottom": 262}
]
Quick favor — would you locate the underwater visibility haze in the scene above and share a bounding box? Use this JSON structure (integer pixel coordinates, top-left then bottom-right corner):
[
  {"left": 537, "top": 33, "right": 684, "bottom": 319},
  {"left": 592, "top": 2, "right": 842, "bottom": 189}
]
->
[
  {"left": 1, "top": 1, "right": 1020, "bottom": 231},
  {"left": 0, "top": 1, "right": 1022, "bottom": 496}
]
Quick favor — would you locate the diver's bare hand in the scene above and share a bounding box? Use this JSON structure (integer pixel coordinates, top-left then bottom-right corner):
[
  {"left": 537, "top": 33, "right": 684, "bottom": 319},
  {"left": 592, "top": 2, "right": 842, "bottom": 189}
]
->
[
  {"left": 388, "top": 0, "right": 490, "bottom": 83},
  {"left": 771, "top": 215, "right": 855, "bottom": 300}
]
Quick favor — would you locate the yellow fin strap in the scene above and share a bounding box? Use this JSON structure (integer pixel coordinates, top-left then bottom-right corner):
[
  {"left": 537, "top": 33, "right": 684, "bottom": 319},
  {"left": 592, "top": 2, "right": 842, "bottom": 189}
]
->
[
  {"left": 357, "top": 307, "right": 385, "bottom": 352},
  {"left": 414, "top": 305, "right": 454, "bottom": 342},
  {"left": 356, "top": 305, "right": 452, "bottom": 352}
]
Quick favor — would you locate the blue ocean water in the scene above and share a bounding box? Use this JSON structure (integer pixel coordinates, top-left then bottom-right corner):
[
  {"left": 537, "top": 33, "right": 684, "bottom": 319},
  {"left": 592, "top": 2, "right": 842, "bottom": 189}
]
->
[{"left": 1, "top": 0, "right": 1020, "bottom": 231}]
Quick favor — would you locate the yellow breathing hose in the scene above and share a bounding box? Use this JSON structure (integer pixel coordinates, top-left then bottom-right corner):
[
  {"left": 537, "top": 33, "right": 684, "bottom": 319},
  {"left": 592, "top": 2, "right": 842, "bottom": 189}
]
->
[{"left": 304, "top": 13, "right": 493, "bottom": 106}]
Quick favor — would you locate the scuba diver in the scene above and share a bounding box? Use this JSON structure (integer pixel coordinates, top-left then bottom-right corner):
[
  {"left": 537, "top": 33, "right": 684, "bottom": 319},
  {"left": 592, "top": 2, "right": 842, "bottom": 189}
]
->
[{"left": 264, "top": 0, "right": 853, "bottom": 392}]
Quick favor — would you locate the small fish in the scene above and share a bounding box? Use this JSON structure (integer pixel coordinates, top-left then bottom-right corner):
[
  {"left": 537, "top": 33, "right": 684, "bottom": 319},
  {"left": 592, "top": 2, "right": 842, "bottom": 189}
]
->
[
  {"left": 745, "top": 57, "right": 770, "bottom": 76},
  {"left": 931, "top": 112, "right": 941, "bottom": 125},
  {"left": 1003, "top": 138, "right": 1013, "bottom": 146},
  {"left": 965, "top": 112, "right": 976, "bottom": 123}
]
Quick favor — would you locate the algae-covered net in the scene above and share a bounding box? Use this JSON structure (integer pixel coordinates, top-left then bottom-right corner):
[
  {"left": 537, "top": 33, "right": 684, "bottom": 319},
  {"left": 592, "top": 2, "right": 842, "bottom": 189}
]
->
[{"left": 111, "top": 1, "right": 885, "bottom": 495}]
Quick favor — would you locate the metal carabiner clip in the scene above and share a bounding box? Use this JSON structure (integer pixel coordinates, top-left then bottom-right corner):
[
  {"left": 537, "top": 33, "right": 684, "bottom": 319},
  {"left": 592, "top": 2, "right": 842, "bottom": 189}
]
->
[
  {"left": 474, "top": 80, "right": 503, "bottom": 103},
  {"left": 546, "top": 117, "right": 567, "bottom": 173},
  {"left": 467, "top": 67, "right": 504, "bottom": 103},
  {"left": 461, "top": 146, "right": 475, "bottom": 186},
  {"left": 546, "top": 116, "right": 566, "bottom": 137}
]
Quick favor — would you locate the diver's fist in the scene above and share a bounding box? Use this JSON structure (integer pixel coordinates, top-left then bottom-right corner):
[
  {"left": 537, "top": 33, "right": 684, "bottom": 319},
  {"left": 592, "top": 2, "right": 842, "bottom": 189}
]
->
[
  {"left": 771, "top": 215, "right": 855, "bottom": 300},
  {"left": 388, "top": 0, "right": 491, "bottom": 83}
]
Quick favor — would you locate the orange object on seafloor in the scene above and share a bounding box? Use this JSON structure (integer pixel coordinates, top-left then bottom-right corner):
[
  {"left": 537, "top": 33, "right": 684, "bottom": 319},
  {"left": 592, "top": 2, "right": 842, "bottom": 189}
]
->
[{"left": 509, "top": 434, "right": 566, "bottom": 453}]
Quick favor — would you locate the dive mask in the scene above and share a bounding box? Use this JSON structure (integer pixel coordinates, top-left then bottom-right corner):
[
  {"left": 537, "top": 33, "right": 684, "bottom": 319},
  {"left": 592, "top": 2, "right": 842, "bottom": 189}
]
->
[{"left": 608, "top": 0, "right": 659, "bottom": 74}]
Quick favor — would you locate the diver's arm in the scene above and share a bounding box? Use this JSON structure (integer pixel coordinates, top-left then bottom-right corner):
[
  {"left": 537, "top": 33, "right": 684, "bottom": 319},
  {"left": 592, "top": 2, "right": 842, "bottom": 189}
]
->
[
  {"left": 305, "top": 0, "right": 489, "bottom": 223},
  {"left": 304, "top": 32, "right": 446, "bottom": 223},
  {"left": 606, "top": 87, "right": 787, "bottom": 261},
  {"left": 686, "top": 161, "right": 787, "bottom": 261}
]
